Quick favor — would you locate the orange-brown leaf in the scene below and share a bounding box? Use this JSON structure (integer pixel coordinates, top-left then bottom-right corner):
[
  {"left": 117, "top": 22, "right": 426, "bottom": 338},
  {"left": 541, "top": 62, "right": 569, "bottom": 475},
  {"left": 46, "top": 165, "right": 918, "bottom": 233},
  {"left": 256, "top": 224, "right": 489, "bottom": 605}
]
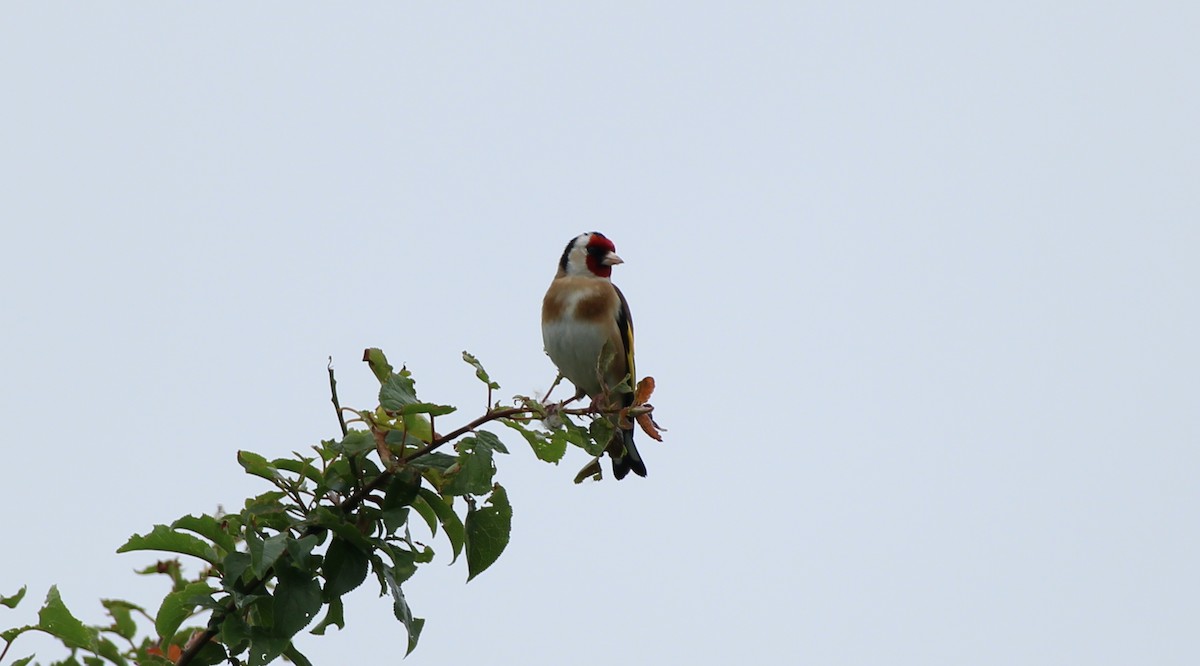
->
[
  {"left": 634, "top": 376, "right": 655, "bottom": 405},
  {"left": 636, "top": 411, "right": 664, "bottom": 442}
]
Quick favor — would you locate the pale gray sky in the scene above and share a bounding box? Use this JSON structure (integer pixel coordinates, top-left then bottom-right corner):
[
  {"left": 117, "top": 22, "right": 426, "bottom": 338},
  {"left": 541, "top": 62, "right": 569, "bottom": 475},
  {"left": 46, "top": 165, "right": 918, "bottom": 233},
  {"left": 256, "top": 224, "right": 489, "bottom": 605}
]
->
[{"left": 2, "top": 2, "right": 1197, "bottom": 665}]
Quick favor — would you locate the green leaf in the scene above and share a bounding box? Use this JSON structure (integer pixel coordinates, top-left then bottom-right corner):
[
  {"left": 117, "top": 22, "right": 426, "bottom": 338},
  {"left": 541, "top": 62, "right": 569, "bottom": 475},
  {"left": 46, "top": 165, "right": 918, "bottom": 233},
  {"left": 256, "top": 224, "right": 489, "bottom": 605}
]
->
[
  {"left": 416, "top": 489, "right": 464, "bottom": 563},
  {"left": 308, "top": 507, "right": 374, "bottom": 553},
  {"left": 502, "top": 420, "right": 566, "bottom": 463},
  {"left": 118, "top": 525, "right": 219, "bottom": 565},
  {"left": 287, "top": 534, "right": 321, "bottom": 568},
  {"left": 383, "top": 470, "right": 420, "bottom": 515},
  {"left": 171, "top": 514, "right": 237, "bottom": 555},
  {"left": 154, "top": 581, "right": 215, "bottom": 642},
  {"left": 382, "top": 506, "right": 409, "bottom": 535},
  {"left": 573, "top": 457, "right": 604, "bottom": 484},
  {"left": 383, "top": 568, "right": 424, "bottom": 656},
  {"left": 408, "top": 451, "right": 457, "bottom": 472},
  {"left": 1, "top": 585, "right": 26, "bottom": 608},
  {"left": 362, "top": 348, "right": 394, "bottom": 383},
  {"left": 321, "top": 538, "right": 369, "bottom": 599},
  {"left": 242, "top": 491, "right": 291, "bottom": 530},
  {"left": 101, "top": 599, "right": 141, "bottom": 640},
  {"left": 271, "top": 457, "right": 323, "bottom": 486},
  {"left": 97, "top": 636, "right": 129, "bottom": 666},
  {"left": 409, "top": 495, "right": 439, "bottom": 536},
  {"left": 272, "top": 567, "right": 322, "bottom": 639},
  {"left": 376, "top": 545, "right": 418, "bottom": 585},
  {"left": 1, "top": 625, "right": 35, "bottom": 644},
  {"left": 399, "top": 402, "right": 457, "bottom": 417},
  {"left": 332, "top": 430, "right": 375, "bottom": 457},
  {"left": 221, "top": 611, "right": 252, "bottom": 653},
  {"left": 461, "top": 351, "right": 500, "bottom": 390},
  {"left": 563, "top": 419, "right": 598, "bottom": 454},
  {"left": 189, "top": 641, "right": 228, "bottom": 666},
  {"left": 248, "top": 531, "right": 290, "bottom": 579},
  {"left": 473, "top": 430, "right": 509, "bottom": 454},
  {"left": 379, "top": 372, "right": 419, "bottom": 411},
  {"left": 247, "top": 632, "right": 290, "bottom": 666},
  {"left": 237, "top": 450, "right": 282, "bottom": 482},
  {"left": 309, "top": 596, "right": 344, "bottom": 636},
  {"left": 221, "top": 551, "right": 252, "bottom": 590},
  {"left": 282, "top": 643, "right": 314, "bottom": 666},
  {"left": 11, "top": 656, "right": 34, "bottom": 666},
  {"left": 464, "top": 485, "right": 511, "bottom": 581},
  {"left": 442, "top": 437, "right": 495, "bottom": 497},
  {"left": 589, "top": 417, "right": 616, "bottom": 455}
]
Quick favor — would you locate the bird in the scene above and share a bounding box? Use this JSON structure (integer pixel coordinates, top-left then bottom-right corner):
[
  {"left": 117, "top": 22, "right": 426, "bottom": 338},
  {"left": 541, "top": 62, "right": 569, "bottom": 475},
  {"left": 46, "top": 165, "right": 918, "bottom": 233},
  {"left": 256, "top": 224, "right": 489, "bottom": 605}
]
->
[{"left": 541, "top": 231, "right": 646, "bottom": 479}]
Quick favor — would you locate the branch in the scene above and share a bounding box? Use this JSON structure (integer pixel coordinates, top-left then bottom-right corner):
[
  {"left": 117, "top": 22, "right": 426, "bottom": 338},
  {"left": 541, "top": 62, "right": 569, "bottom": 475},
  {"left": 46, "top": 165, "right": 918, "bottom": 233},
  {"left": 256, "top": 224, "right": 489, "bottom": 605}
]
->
[
  {"left": 328, "top": 358, "right": 348, "bottom": 438},
  {"left": 175, "top": 404, "right": 532, "bottom": 666},
  {"left": 340, "top": 406, "right": 528, "bottom": 513}
]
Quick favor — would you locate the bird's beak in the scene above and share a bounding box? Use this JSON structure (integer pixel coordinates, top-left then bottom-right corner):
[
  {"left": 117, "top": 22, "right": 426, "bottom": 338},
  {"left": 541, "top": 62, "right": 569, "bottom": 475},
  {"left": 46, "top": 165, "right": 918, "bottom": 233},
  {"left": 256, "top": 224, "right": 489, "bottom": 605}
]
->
[{"left": 603, "top": 253, "right": 624, "bottom": 266}]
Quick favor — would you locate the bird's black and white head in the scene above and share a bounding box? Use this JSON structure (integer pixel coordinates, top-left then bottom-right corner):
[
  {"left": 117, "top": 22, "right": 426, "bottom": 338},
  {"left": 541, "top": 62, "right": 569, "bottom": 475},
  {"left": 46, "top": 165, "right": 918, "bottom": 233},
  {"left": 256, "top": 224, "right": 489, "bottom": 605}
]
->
[{"left": 558, "top": 231, "right": 624, "bottom": 279}]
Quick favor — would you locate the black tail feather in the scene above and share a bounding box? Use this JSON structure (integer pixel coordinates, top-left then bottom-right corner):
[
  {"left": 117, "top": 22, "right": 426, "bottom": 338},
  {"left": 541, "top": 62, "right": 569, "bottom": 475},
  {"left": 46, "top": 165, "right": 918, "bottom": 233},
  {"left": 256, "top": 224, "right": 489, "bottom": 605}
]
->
[{"left": 611, "top": 429, "right": 647, "bottom": 480}]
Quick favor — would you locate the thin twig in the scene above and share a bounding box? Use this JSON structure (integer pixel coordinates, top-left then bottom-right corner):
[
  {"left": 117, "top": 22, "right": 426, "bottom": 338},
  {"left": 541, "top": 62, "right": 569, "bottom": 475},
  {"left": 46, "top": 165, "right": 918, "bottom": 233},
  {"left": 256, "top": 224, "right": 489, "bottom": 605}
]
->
[{"left": 328, "top": 358, "right": 349, "bottom": 438}]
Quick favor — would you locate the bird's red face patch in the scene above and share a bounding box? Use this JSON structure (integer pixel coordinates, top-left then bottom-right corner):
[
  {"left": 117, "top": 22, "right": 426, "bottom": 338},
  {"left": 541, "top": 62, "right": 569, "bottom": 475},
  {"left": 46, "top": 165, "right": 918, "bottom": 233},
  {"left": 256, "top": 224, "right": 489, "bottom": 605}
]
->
[{"left": 584, "top": 233, "right": 617, "bottom": 278}]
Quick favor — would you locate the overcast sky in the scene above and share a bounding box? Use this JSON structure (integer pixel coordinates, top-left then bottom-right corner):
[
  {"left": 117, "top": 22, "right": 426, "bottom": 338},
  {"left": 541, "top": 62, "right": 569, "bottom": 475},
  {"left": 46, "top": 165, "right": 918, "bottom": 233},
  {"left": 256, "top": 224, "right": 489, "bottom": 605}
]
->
[{"left": 2, "top": 2, "right": 1197, "bottom": 665}]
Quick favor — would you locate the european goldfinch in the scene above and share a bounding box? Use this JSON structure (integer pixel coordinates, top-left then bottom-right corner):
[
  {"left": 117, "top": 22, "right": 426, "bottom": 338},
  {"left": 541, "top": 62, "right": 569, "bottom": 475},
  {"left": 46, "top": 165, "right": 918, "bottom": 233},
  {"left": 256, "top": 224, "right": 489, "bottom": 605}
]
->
[{"left": 542, "top": 232, "right": 646, "bottom": 479}]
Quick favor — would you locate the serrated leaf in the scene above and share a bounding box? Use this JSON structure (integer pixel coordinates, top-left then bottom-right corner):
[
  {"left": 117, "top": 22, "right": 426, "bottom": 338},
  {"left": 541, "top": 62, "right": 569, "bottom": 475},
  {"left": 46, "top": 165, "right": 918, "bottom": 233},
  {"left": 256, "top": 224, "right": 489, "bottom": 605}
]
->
[
  {"left": 154, "top": 581, "right": 214, "bottom": 643},
  {"left": 283, "top": 643, "right": 314, "bottom": 666},
  {"left": 374, "top": 544, "right": 418, "bottom": 585},
  {"left": 332, "top": 430, "right": 375, "bottom": 457},
  {"left": 248, "top": 532, "right": 289, "bottom": 579},
  {"left": 473, "top": 430, "right": 509, "bottom": 454},
  {"left": 237, "top": 450, "right": 282, "bottom": 482},
  {"left": 461, "top": 351, "right": 500, "bottom": 390},
  {"left": 410, "top": 496, "right": 439, "bottom": 536},
  {"left": 272, "top": 567, "right": 321, "bottom": 639},
  {"left": 400, "top": 402, "right": 457, "bottom": 416},
  {"left": 588, "top": 417, "right": 615, "bottom": 455},
  {"left": 408, "top": 451, "right": 457, "bottom": 472},
  {"left": 464, "top": 485, "right": 511, "bottom": 581},
  {"left": 321, "top": 538, "right": 369, "bottom": 599},
  {"left": 502, "top": 420, "right": 566, "bottom": 463},
  {"left": 308, "top": 507, "right": 374, "bottom": 553},
  {"left": 362, "top": 348, "right": 394, "bottom": 383},
  {"left": 383, "top": 568, "right": 424, "bottom": 656},
  {"left": 384, "top": 470, "right": 420, "bottom": 510},
  {"left": 380, "top": 373, "right": 419, "bottom": 411},
  {"left": 189, "top": 640, "right": 228, "bottom": 666},
  {"left": 101, "top": 599, "right": 139, "bottom": 640},
  {"left": 287, "top": 534, "right": 320, "bottom": 567},
  {"left": 171, "top": 514, "right": 237, "bottom": 555},
  {"left": 415, "top": 489, "right": 464, "bottom": 563},
  {"left": 221, "top": 551, "right": 251, "bottom": 590},
  {"left": 97, "top": 636, "right": 129, "bottom": 666},
  {"left": 309, "top": 596, "right": 344, "bottom": 636},
  {"left": 573, "top": 457, "right": 604, "bottom": 484},
  {"left": 442, "top": 437, "right": 495, "bottom": 497},
  {"left": 247, "top": 632, "right": 290, "bottom": 666},
  {"left": 1, "top": 585, "right": 26, "bottom": 608},
  {"left": 382, "top": 471, "right": 420, "bottom": 533},
  {"left": 221, "top": 612, "right": 252, "bottom": 653},
  {"left": 117, "top": 525, "right": 219, "bottom": 565},
  {"left": 271, "top": 457, "right": 323, "bottom": 486}
]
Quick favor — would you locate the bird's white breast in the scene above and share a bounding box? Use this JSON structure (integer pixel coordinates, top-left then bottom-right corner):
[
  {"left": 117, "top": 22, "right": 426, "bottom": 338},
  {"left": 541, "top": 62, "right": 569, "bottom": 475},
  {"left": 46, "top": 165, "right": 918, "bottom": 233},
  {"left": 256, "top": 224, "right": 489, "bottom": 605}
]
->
[{"left": 542, "top": 318, "right": 609, "bottom": 398}]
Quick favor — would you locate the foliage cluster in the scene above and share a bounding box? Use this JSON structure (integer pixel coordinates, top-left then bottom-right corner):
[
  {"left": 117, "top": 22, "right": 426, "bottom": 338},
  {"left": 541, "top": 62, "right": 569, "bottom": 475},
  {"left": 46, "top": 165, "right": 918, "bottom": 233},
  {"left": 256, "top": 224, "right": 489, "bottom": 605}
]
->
[{"left": 1, "top": 349, "right": 659, "bottom": 666}]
